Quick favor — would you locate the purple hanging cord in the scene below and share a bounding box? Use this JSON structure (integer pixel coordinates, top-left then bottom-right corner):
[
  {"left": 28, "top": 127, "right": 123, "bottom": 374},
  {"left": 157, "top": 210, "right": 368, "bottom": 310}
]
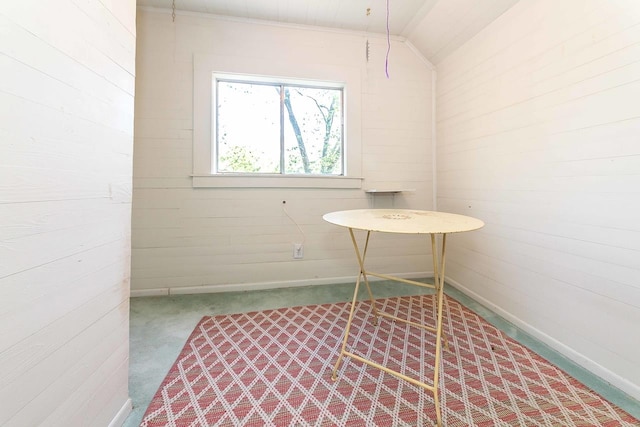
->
[{"left": 385, "top": 0, "right": 391, "bottom": 78}]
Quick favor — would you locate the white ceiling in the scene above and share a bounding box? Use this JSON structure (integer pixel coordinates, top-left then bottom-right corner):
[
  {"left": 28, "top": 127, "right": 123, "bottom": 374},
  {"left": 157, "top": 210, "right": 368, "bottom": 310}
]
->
[{"left": 137, "top": 0, "right": 520, "bottom": 64}]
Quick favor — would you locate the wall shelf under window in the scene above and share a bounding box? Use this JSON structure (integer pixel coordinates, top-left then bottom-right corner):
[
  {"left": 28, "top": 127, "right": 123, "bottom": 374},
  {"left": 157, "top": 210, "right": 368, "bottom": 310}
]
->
[
  {"left": 364, "top": 188, "right": 415, "bottom": 208},
  {"left": 364, "top": 189, "right": 415, "bottom": 194}
]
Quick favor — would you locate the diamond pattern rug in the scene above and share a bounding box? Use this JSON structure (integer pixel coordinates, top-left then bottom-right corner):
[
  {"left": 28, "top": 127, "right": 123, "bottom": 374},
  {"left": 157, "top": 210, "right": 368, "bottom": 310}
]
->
[{"left": 139, "top": 295, "right": 638, "bottom": 426}]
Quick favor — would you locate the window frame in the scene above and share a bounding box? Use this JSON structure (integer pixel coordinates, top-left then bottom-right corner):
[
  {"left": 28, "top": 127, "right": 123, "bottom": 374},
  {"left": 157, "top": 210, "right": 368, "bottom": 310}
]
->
[
  {"left": 192, "top": 54, "right": 362, "bottom": 189},
  {"left": 213, "top": 76, "right": 345, "bottom": 176}
]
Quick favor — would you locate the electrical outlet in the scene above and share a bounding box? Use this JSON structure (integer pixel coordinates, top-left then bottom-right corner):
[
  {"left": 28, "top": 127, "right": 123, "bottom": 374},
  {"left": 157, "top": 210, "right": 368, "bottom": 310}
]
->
[{"left": 293, "top": 243, "right": 304, "bottom": 259}]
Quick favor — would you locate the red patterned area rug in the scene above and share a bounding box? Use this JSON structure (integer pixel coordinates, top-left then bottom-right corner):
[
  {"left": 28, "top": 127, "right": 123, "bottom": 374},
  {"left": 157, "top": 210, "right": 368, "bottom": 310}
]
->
[{"left": 140, "top": 295, "right": 638, "bottom": 426}]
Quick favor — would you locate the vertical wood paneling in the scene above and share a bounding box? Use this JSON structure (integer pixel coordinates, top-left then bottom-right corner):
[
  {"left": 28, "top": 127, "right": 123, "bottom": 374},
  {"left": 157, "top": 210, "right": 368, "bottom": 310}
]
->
[
  {"left": 0, "top": 0, "right": 136, "bottom": 425},
  {"left": 132, "top": 10, "right": 434, "bottom": 293},
  {"left": 436, "top": 0, "right": 640, "bottom": 400}
]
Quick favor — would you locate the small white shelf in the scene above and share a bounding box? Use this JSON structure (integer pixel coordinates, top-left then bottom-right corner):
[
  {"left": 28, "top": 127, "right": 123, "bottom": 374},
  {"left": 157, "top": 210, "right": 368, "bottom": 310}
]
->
[{"left": 364, "top": 189, "right": 415, "bottom": 194}]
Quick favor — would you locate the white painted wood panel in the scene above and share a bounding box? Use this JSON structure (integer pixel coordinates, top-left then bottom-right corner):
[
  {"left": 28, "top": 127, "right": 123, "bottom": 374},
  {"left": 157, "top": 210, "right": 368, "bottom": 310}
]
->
[
  {"left": 1, "top": 298, "right": 128, "bottom": 425},
  {"left": 436, "top": 0, "right": 640, "bottom": 399},
  {"left": 132, "top": 9, "right": 434, "bottom": 294},
  {"left": 139, "top": 0, "right": 427, "bottom": 35},
  {"left": 3, "top": 1, "right": 135, "bottom": 94},
  {"left": 406, "top": 0, "right": 519, "bottom": 64},
  {"left": 0, "top": 0, "right": 135, "bottom": 425}
]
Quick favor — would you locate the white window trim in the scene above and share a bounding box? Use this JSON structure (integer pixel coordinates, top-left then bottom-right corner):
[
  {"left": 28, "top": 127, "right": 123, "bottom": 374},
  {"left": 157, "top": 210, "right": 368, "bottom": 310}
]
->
[{"left": 192, "top": 54, "right": 362, "bottom": 189}]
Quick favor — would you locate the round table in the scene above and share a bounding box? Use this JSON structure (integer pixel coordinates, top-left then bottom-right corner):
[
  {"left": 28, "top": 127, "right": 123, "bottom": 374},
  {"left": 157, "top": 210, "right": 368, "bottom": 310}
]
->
[{"left": 323, "top": 209, "right": 484, "bottom": 427}]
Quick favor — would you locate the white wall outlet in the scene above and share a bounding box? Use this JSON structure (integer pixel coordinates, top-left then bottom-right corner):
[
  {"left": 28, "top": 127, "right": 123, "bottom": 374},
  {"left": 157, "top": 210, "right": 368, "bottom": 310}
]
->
[{"left": 293, "top": 243, "right": 304, "bottom": 259}]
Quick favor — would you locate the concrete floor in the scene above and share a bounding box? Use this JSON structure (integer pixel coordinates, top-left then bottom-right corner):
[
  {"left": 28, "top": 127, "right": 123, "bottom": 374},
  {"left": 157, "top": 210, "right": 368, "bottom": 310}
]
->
[{"left": 124, "top": 281, "right": 640, "bottom": 426}]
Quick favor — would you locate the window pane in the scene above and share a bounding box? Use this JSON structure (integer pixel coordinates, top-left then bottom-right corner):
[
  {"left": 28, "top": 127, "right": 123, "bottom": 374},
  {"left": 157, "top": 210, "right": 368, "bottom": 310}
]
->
[
  {"left": 216, "top": 81, "right": 280, "bottom": 173},
  {"left": 283, "top": 86, "right": 343, "bottom": 175}
]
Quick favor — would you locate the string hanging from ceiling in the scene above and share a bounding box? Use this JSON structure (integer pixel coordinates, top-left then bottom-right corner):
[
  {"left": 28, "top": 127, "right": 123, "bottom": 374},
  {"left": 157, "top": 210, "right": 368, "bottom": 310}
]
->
[
  {"left": 365, "top": 8, "right": 371, "bottom": 63},
  {"left": 171, "top": 0, "right": 176, "bottom": 22},
  {"left": 385, "top": 0, "right": 391, "bottom": 78},
  {"left": 366, "top": 2, "right": 391, "bottom": 78}
]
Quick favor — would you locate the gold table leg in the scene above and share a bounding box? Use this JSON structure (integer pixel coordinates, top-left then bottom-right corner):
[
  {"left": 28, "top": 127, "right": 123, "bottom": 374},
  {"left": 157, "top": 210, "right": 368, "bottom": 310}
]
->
[
  {"left": 332, "top": 229, "right": 449, "bottom": 427},
  {"left": 431, "top": 233, "right": 447, "bottom": 427},
  {"left": 332, "top": 229, "right": 378, "bottom": 380}
]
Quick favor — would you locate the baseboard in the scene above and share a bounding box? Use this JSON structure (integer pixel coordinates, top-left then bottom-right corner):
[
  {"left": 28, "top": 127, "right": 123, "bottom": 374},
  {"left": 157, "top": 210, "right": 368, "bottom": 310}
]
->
[
  {"left": 445, "top": 276, "right": 640, "bottom": 402},
  {"left": 130, "top": 271, "right": 432, "bottom": 297},
  {"left": 108, "top": 397, "right": 132, "bottom": 427},
  {"left": 130, "top": 288, "right": 169, "bottom": 297}
]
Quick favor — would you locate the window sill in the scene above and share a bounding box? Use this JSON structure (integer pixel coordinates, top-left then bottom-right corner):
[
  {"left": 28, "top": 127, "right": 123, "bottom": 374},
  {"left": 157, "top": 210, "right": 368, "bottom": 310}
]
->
[{"left": 192, "top": 174, "right": 363, "bottom": 189}]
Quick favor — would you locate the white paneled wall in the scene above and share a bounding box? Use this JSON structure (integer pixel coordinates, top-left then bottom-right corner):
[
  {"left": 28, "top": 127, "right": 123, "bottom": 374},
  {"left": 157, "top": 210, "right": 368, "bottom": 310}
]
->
[
  {"left": 436, "top": 0, "right": 640, "bottom": 399},
  {"left": 0, "top": 0, "right": 135, "bottom": 426},
  {"left": 132, "top": 9, "right": 435, "bottom": 294}
]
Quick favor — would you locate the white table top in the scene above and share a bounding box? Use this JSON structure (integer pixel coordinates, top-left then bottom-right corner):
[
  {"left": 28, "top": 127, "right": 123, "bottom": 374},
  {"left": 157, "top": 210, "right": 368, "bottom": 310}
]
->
[{"left": 323, "top": 209, "right": 484, "bottom": 234}]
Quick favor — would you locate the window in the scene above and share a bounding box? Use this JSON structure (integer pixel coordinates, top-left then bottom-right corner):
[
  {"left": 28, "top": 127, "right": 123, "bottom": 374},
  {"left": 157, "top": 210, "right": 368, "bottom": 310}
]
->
[
  {"left": 192, "top": 54, "right": 362, "bottom": 188},
  {"left": 215, "top": 79, "right": 344, "bottom": 175}
]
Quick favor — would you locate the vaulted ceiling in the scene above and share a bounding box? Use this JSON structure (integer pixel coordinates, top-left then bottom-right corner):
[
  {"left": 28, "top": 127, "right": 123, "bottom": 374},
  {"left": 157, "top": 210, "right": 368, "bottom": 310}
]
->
[{"left": 137, "top": 0, "right": 520, "bottom": 64}]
